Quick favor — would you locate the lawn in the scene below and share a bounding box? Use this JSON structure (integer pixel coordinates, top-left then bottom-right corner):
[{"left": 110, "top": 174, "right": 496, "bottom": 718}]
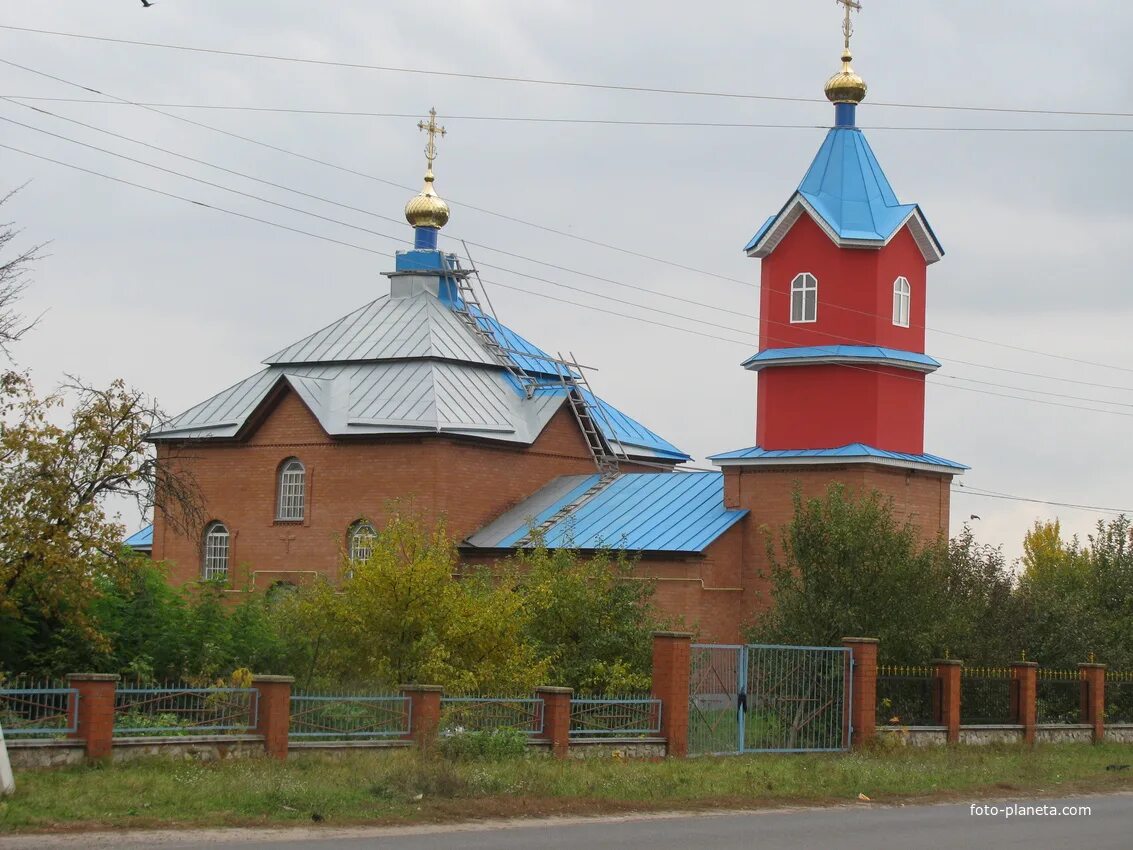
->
[{"left": 2, "top": 743, "right": 1132, "bottom": 833}]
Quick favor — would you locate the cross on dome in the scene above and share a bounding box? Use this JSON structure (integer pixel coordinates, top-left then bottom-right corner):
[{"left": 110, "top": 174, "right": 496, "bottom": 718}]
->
[{"left": 404, "top": 107, "right": 451, "bottom": 244}]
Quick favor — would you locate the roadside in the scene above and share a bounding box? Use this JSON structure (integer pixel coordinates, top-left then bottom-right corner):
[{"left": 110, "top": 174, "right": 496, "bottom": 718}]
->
[{"left": 1, "top": 743, "right": 1131, "bottom": 835}]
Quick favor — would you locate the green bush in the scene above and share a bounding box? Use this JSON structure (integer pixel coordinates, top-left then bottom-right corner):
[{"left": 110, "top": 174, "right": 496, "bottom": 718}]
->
[{"left": 439, "top": 728, "right": 530, "bottom": 761}]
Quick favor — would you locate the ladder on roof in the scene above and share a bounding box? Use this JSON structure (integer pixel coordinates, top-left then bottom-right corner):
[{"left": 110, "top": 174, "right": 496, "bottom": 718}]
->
[
  {"left": 558, "top": 350, "right": 630, "bottom": 476},
  {"left": 515, "top": 471, "right": 614, "bottom": 547},
  {"left": 440, "top": 248, "right": 540, "bottom": 399}
]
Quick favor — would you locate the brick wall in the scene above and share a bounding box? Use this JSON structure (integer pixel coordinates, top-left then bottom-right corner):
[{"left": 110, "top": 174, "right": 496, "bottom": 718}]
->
[{"left": 154, "top": 388, "right": 608, "bottom": 587}]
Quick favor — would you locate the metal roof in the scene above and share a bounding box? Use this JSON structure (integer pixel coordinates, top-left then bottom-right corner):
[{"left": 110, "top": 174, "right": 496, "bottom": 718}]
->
[
  {"left": 745, "top": 128, "right": 944, "bottom": 263},
  {"left": 709, "top": 443, "right": 968, "bottom": 473},
  {"left": 742, "top": 346, "right": 941, "bottom": 373},
  {"left": 124, "top": 524, "right": 153, "bottom": 550},
  {"left": 153, "top": 280, "right": 689, "bottom": 460},
  {"left": 466, "top": 472, "right": 747, "bottom": 553}
]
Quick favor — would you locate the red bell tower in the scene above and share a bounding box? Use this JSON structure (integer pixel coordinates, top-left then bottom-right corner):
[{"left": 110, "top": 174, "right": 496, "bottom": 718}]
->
[{"left": 711, "top": 3, "right": 965, "bottom": 554}]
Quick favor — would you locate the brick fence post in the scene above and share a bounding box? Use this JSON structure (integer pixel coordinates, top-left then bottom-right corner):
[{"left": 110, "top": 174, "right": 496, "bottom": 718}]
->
[
  {"left": 841, "top": 638, "right": 878, "bottom": 748},
  {"left": 933, "top": 660, "right": 962, "bottom": 744},
  {"left": 252, "top": 675, "right": 294, "bottom": 760},
  {"left": 400, "top": 685, "right": 443, "bottom": 750},
  {"left": 536, "top": 687, "right": 573, "bottom": 758},
  {"left": 66, "top": 673, "right": 119, "bottom": 760},
  {"left": 1079, "top": 663, "right": 1106, "bottom": 744},
  {"left": 651, "top": 632, "right": 692, "bottom": 758},
  {"left": 1011, "top": 662, "right": 1038, "bottom": 746}
]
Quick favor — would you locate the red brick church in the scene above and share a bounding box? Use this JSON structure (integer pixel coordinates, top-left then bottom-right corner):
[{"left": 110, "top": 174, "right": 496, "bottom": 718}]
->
[{"left": 141, "top": 23, "right": 965, "bottom": 642}]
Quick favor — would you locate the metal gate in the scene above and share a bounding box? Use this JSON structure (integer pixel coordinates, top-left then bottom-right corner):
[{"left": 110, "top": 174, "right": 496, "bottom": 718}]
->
[{"left": 689, "top": 644, "right": 851, "bottom": 755}]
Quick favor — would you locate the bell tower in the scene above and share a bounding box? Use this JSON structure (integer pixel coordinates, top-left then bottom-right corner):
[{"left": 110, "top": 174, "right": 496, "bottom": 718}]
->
[{"left": 711, "top": 2, "right": 965, "bottom": 556}]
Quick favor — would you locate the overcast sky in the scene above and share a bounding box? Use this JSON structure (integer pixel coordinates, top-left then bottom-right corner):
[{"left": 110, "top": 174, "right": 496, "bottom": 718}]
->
[{"left": 1, "top": 0, "right": 1130, "bottom": 560}]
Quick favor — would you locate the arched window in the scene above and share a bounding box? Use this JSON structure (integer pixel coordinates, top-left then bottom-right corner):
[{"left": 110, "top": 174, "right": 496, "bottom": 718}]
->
[
  {"left": 790, "top": 273, "right": 818, "bottom": 323},
  {"left": 349, "top": 521, "right": 377, "bottom": 564},
  {"left": 893, "top": 276, "right": 911, "bottom": 327},
  {"left": 202, "top": 522, "right": 229, "bottom": 581},
  {"left": 277, "top": 458, "right": 305, "bottom": 521}
]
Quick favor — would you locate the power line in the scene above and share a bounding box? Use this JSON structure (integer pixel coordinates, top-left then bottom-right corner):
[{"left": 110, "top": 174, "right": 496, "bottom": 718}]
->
[
  {"left": 11, "top": 58, "right": 1133, "bottom": 386},
  {"left": 4, "top": 95, "right": 1133, "bottom": 133},
  {"left": 4, "top": 24, "right": 1133, "bottom": 119},
  {"left": 953, "top": 485, "right": 1133, "bottom": 516},
  {"left": 11, "top": 135, "right": 1133, "bottom": 424}
]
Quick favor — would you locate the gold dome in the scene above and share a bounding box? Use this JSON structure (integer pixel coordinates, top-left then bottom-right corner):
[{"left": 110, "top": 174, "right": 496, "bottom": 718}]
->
[
  {"left": 824, "top": 49, "right": 868, "bottom": 105},
  {"left": 404, "top": 168, "right": 450, "bottom": 229}
]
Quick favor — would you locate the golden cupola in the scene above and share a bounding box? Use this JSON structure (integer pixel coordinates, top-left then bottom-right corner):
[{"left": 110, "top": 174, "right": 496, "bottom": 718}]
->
[
  {"left": 825, "top": 48, "right": 868, "bottom": 105},
  {"left": 404, "top": 167, "right": 450, "bottom": 230}
]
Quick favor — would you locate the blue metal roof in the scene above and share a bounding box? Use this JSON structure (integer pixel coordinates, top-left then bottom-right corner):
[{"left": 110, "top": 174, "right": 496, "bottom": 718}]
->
[
  {"left": 124, "top": 524, "right": 153, "bottom": 549},
  {"left": 742, "top": 346, "right": 941, "bottom": 372},
  {"left": 744, "top": 128, "right": 944, "bottom": 258},
  {"left": 709, "top": 443, "right": 968, "bottom": 471},
  {"left": 466, "top": 473, "right": 747, "bottom": 553}
]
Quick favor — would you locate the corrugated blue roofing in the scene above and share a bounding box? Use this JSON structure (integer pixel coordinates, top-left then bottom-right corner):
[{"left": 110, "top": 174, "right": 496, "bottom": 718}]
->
[
  {"left": 709, "top": 443, "right": 968, "bottom": 470},
  {"left": 124, "top": 524, "right": 153, "bottom": 549},
  {"left": 742, "top": 346, "right": 941, "bottom": 372},
  {"left": 744, "top": 127, "right": 944, "bottom": 258},
  {"left": 466, "top": 473, "right": 747, "bottom": 553}
]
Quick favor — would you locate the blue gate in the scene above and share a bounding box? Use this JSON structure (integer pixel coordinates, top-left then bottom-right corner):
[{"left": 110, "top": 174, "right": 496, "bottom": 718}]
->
[{"left": 689, "top": 644, "right": 852, "bottom": 755}]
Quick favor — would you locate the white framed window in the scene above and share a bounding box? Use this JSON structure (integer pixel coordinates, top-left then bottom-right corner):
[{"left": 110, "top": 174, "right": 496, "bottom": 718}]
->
[
  {"left": 893, "top": 276, "right": 911, "bottom": 328},
  {"left": 277, "top": 458, "right": 305, "bottom": 521},
  {"left": 348, "top": 521, "right": 377, "bottom": 565},
  {"left": 790, "top": 273, "right": 818, "bottom": 323},
  {"left": 202, "top": 522, "right": 229, "bottom": 581}
]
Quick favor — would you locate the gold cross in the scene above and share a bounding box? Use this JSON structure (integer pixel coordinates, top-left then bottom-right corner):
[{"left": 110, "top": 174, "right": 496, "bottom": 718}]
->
[
  {"left": 838, "top": 0, "right": 863, "bottom": 48},
  {"left": 417, "top": 107, "right": 447, "bottom": 167}
]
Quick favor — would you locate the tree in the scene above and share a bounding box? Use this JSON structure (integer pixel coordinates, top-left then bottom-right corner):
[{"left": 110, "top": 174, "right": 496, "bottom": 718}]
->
[
  {"left": 747, "top": 484, "right": 1015, "bottom": 664},
  {"left": 278, "top": 509, "right": 548, "bottom": 692},
  {"left": 506, "top": 544, "right": 663, "bottom": 693},
  {"left": 0, "top": 188, "right": 42, "bottom": 356},
  {"left": 0, "top": 374, "right": 203, "bottom": 650}
]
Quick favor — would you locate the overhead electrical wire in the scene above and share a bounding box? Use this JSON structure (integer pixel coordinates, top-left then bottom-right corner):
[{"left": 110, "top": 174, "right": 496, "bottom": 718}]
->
[
  {"left": 952, "top": 485, "right": 1133, "bottom": 516},
  {"left": 9, "top": 96, "right": 1133, "bottom": 425},
  {"left": 4, "top": 24, "right": 1133, "bottom": 119},
  {"left": 3, "top": 95, "right": 1133, "bottom": 133},
  {"left": 8, "top": 136, "right": 1133, "bottom": 425}
]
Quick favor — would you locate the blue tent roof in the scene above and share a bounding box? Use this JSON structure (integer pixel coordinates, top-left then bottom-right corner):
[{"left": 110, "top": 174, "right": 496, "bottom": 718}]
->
[
  {"left": 709, "top": 443, "right": 968, "bottom": 471},
  {"left": 745, "top": 128, "right": 943, "bottom": 257},
  {"left": 742, "top": 346, "right": 940, "bottom": 373},
  {"left": 466, "top": 472, "right": 747, "bottom": 553},
  {"left": 124, "top": 524, "right": 153, "bottom": 549}
]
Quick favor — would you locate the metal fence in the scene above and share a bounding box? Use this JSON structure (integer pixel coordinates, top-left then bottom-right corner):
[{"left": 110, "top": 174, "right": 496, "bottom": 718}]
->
[
  {"left": 439, "top": 696, "right": 544, "bottom": 736},
  {"left": 1037, "top": 670, "right": 1082, "bottom": 724},
  {"left": 876, "top": 666, "right": 937, "bottom": 727},
  {"left": 961, "top": 667, "right": 1015, "bottom": 725},
  {"left": 289, "top": 693, "right": 411, "bottom": 739},
  {"left": 1105, "top": 672, "right": 1133, "bottom": 723},
  {"left": 114, "top": 685, "right": 258, "bottom": 735},
  {"left": 0, "top": 683, "right": 78, "bottom": 737},
  {"left": 569, "top": 697, "right": 662, "bottom": 738}
]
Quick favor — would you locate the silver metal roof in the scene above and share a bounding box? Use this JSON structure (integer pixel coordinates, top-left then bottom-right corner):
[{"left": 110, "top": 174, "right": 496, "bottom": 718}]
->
[
  {"left": 265, "top": 293, "right": 497, "bottom": 367},
  {"left": 152, "top": 281, "right": 689, "bottom": 460}
]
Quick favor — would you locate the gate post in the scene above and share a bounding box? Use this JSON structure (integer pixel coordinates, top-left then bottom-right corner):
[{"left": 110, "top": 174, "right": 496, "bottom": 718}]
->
[
  {"left": 1011, "top": 662, "right": 1038, "bottom": 747},
  {"left": 933, "top": 660, "right": 963, "bottom": 743},
  {"left": 841, "top": 638, "right": 878, "bottom": 748},
  {"left": 651, "top": 632, "right": 692, "bottom": 758},
  {"left": 1079, "top": 663, "right": 1106, "bottom": 743}
]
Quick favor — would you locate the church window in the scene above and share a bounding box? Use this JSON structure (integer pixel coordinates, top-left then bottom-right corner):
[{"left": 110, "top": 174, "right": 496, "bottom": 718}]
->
[
  {"left": 348, "top": 521, "right": 377, "bottom": 565},
  {"left": 202, "top": 522, "right": 229, "bottom": 581},
  {"left": 893, "top": 277, "right": 911, "bottom": 327},
  {"left": 790, "top": 273, "right": 818, "bottom": 323},
  {"left": 277, "top": 458, "right": 305, "bottom": 521}
]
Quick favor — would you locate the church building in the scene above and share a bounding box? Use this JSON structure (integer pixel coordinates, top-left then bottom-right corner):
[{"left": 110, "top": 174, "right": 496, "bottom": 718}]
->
[{"left": 143, "top": 12, "right": 965, "bottom": 642}]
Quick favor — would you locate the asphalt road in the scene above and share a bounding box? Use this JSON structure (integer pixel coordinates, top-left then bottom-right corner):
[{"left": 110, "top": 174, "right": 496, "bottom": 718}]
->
[{"left": 3, "top": 795, "right": 1130, "bottom": 849}]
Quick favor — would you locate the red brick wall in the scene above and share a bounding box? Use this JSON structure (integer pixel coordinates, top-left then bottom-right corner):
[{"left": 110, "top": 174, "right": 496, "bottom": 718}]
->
[
  {"left": 154, "top": 388, "right": 600, "bottom": 588},
  {"left": 724, "top": 463, "right": 952, "bottom": 625}
]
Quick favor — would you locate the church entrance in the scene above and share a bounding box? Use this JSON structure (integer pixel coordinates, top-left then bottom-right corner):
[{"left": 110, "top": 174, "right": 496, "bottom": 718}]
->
[{"left": 688, "top": 644, "right": 852, "bottom": 755}]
